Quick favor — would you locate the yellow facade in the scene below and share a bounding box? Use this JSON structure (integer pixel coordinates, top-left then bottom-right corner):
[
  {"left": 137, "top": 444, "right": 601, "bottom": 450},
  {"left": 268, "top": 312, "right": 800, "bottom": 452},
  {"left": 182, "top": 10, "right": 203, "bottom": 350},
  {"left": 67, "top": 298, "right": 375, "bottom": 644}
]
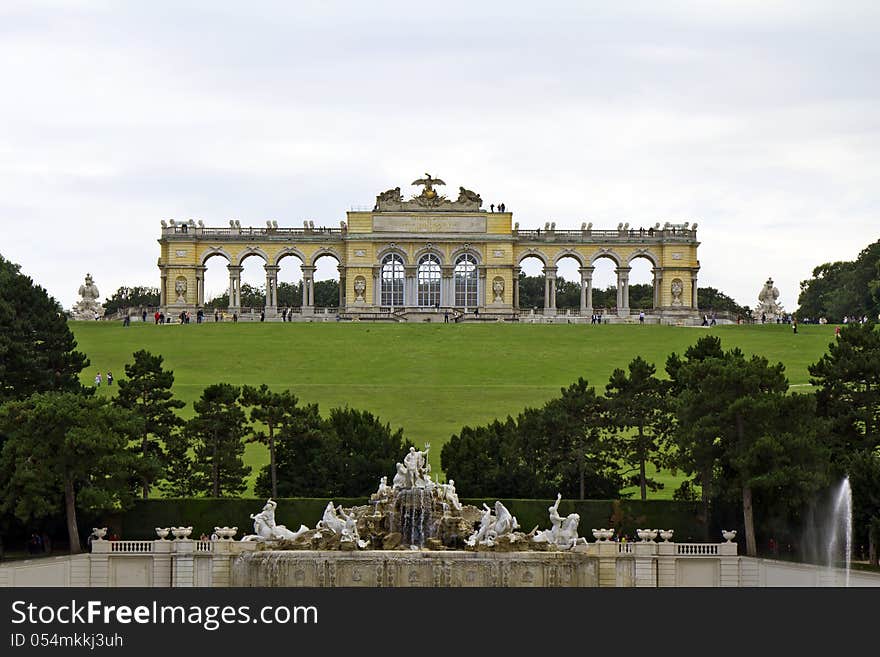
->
[{"left": 158, "top": 186, "right": 700, "bottom": 322}]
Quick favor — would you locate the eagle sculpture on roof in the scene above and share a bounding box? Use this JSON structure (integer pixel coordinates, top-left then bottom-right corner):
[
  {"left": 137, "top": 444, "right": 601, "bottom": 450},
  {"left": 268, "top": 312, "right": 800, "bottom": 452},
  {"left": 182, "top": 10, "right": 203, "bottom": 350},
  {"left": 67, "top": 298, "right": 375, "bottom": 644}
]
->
[{"left": 412, "top": 173, "right": 446, "bottom": 199}]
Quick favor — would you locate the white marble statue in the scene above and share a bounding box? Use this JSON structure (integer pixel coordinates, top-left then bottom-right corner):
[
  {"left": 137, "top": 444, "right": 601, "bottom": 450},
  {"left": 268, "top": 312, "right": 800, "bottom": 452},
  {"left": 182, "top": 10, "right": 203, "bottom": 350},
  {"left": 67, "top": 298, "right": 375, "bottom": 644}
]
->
[
  {"left": 532, "top": 494, "right": 585, "bottom": 549},
  {"left": 316, "top": 501, "right": 367, "bottom": 548},
  {"left": 241, "top": 499, "right": 309, "bottom": 542},
  {"left": 755, "top": 277, "right": 784, "bottom": 321},
  {"left": 438, "top": 479, "right": 462, "bottom": 511},
  {"left": 466, "top": 501, "right": 520, "bottom": 547},
  {"left": 374, "top": 475, "right": 391, "bottom": 499},
  {"left": 71, "top": 273, "right": 105, "bottom": 320}
]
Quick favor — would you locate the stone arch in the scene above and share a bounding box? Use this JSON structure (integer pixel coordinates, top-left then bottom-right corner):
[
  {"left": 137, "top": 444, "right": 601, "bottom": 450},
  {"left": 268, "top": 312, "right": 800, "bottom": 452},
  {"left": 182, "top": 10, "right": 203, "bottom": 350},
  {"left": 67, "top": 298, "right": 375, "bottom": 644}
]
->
[
  {"left": 589, "top": 249, "right": 622, "bottom": 267},
  {"left": 236, "top": 246, "right": 270, "bottom": 266},
  {"left": 309, "top": 247, "right": 342, "bottom": 267},
  {"left": 451, "top": 245, "right": 483, "bottom": 265},
  {"left": 201, "top": 247, "right": 232, "bottom": 265},
  {"left": 517, "top": 249, "right": 548, "bottom": 267},
  {"left": 375, "top": 244, "right": 410, "bottom": 265},
  {"left": 274, "top": 246, "right": 308, "bottom": 267},
  {"left": 413, "top": 245, "right": 445, "bottom": 265},
  {"left": 553, "top": 249, "right": 586, "bottom": 267},
  {"left": 627, "top": 248, "right": 660, "bottom": 268}
]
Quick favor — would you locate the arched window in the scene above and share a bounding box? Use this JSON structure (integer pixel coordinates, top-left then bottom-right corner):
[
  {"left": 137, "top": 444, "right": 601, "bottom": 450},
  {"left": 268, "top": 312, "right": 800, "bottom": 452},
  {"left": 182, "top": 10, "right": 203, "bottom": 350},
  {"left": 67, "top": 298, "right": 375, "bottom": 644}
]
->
[
  {"left": 454, "top": 254, "right": 478, "bottom": 308},
  {"left": 381, "top": 253, "right": 404, "bottom": 307},
  {"left": 418, "top": 254, "right": 441, "bottom": 307}
]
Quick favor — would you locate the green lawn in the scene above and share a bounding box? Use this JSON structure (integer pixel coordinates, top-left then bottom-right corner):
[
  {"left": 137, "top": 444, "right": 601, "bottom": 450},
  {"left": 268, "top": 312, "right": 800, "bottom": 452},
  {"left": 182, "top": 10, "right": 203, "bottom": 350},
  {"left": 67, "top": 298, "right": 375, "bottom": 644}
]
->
[{"left": 71, "top": 321, "right": 837, "bottom": 498}]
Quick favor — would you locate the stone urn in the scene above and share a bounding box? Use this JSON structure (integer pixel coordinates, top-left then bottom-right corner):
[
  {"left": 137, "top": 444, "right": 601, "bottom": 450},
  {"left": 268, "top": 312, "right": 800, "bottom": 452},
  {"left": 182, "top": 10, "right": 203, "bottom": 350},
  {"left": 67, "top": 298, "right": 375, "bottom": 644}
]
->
[
  {"left": 155, "top": 527, "right": 170, "bottom": 540},
  {"left": 171, "top": 526, "right": 193, "bottom": 540},
  {"left": 722, "top": 530, "right": 737, "bottom": 543},
  {"left": 92, "top": 527, "right": 108, "bottom": 541},
  {"left": 214, "top": 526, "right": 237, "bottom": 540},
  {"left": 592, "top": 528, "right": 614, "bottom": 542},
  {"left": 659, "top": 529, "right": 674, "bottom": 542}
]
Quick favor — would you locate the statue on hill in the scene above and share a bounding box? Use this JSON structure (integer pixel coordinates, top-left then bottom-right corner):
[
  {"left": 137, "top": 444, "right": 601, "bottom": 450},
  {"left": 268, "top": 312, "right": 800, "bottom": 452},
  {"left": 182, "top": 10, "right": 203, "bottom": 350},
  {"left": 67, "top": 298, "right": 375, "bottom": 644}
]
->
[
  {"left": 71, "top": 273, "right": 104, "bottom": 320},
  {"left": 755, "top": 277, "right": 784, "bottom": 322}
]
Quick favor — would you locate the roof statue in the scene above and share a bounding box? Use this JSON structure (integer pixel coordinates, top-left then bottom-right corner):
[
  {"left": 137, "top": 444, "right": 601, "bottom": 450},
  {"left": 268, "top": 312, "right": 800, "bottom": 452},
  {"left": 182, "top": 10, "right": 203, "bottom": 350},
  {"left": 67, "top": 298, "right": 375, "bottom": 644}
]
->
[{"left": 374, "top": 173, "right": 482, "bottom": 212}]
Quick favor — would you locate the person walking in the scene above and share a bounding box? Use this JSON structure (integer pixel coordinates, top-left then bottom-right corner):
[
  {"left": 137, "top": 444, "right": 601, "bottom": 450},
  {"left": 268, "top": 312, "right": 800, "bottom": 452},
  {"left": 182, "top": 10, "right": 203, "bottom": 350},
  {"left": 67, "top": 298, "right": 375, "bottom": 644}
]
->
[
  {"left": 639, "top": 310, "right": 645, "bottom": 324},
  {"left": 444, "top": 310, "right": 449, "bottom": 323},
  {"left": 106, "top": 371, "right": 113, "bottom": 386},
  {"left": 233, "top": 312, "right": 238, "bottom": 323},
  {"left": 95, "top": 372, "right": 102, "bottom": 387},
  {"left": 792, "top": 317, "right": 798, "bottom": 334},
  {"left": 154, "top": 310, "right": 160, "bottom": 325},
  {"left": 141, "top": 309, "right": 147, "bottom": 323}
]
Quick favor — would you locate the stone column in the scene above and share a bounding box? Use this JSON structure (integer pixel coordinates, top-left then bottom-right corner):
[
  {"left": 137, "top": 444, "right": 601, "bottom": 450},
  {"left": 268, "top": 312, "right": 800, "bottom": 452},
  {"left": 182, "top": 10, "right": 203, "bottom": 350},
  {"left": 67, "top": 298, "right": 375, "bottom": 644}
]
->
[
  {"left": 441, "top": 265, "right": 455, "bottom": 308},
  {"left": 512, "top": 266, "right": 521, "bottom": 310},
  {"left": 616, "top": 266, "right": 631, "bottom": 317},
  {"left": 301, "top": 266, "right": 315, "bottom": 314},
  {"left": 89, "top": 539, "right": 110, "bottom": 587},
  {"left": 338, "top": 265, "right": 345, "bottom": 309},
  {"left": 691, "top": 271, "right": 699, "bottom": 309},
  {"left": 404, "top": 265, "right": 418, "bottom": 307},
  {"left": 579, "top": 266, "right": 594, "bottom": 315},
  {"left": 227, "top": 265, "right": 242, "bottom": 313},
  {"left": 652, "top": 267, "right": 663, "bottom": 309},
  {"left": 195, "top": 266, "right": 206, "bottom": 307},
  {"left": 264, "top": 265, "right": 279, "bottom": 317},
  {"left": 372, "top": 266, "right": 382, "bottom": 308},
  {"left": 478, "top": 267, "right": 487, "bottom": 309},
  {"left": 544, "top": 266, "right": 557, "bottom": 315},
  {"left": 159, "top": 272, "right": 167, "bottom": 308}
]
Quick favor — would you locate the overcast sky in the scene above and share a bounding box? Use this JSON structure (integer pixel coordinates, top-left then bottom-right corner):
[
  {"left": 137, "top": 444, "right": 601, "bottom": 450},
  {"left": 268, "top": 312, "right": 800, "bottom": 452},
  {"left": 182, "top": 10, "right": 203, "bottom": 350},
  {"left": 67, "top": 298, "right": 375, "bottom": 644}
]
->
[{"left": 2, "top": 1, "right": 878, "bottom": 309}]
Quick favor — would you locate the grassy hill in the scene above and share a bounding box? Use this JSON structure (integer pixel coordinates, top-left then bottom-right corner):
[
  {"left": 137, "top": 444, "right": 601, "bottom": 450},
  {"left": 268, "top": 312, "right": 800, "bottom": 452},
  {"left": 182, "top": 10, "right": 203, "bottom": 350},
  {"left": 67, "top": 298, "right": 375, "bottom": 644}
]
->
[{"left": 71, "top": 321, "right": 837, "bottom": 498}]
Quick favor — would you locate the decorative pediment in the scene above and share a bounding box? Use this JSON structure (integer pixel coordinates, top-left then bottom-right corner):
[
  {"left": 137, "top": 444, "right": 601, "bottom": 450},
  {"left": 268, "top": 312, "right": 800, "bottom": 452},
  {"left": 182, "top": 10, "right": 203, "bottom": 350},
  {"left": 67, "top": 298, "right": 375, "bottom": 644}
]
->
[{"left": 374, "top": 174, "right": 482, "bottom": 212}]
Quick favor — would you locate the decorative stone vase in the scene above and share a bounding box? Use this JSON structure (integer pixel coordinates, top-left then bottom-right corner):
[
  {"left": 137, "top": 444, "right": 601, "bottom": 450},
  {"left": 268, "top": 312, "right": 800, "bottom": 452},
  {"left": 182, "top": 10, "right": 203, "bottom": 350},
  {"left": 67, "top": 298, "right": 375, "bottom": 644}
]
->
[
  {"left": 92, "top": 527, "right": 108, "bottom": 540},
  {"left": 171, "top": 526, "right": 193, "bottom": 540},
  {"left": 214, "top": 526, "right": 237, "bottom": 540},
  {"left": 659, "top": 530, "right": 674, "bottom": 542},
  {"left": 722, "top": 530, "right": 737, "bottom": 543},
  {"left": 155, "top": 527, "right": 170, "bottom": 540}
]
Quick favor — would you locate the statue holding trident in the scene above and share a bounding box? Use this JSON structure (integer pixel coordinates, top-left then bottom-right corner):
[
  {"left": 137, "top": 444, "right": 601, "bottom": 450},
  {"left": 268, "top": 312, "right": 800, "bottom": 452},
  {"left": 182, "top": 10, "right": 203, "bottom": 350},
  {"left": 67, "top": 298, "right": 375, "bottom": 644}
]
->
[{"left": 402, "top": 443, "right": 431, "bottom": 488}]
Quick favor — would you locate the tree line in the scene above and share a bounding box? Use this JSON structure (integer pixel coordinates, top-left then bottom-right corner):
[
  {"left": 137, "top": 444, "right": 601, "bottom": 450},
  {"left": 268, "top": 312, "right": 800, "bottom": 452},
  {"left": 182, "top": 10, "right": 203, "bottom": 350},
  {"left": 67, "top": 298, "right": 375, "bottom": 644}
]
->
[
  {"left": 797, "top": 238, "right": 880, "bottom": 322},
  {"left": 442, "top": 327, "right": 880, "bottom": 560}
]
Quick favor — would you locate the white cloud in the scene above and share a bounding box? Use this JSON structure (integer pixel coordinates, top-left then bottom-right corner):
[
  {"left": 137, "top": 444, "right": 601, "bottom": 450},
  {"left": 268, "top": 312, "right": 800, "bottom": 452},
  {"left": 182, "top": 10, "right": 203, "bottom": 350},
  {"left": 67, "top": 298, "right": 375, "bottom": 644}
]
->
[{"left": 0, "top": 1, "right": 878, "bottom": 310}]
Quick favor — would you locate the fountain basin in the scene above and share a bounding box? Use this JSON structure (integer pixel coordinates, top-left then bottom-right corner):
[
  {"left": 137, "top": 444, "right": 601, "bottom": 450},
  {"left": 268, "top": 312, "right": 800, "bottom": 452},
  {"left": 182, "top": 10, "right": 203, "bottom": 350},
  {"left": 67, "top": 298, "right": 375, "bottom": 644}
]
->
[{"left": 231, "top": 550, "right": 599, "bottom": 587}]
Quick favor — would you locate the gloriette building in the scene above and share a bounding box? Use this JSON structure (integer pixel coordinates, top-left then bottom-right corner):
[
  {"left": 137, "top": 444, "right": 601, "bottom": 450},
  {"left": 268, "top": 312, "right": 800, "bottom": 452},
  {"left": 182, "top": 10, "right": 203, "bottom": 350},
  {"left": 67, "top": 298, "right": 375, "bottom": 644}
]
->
[{"left": 157, "top": 175, "right": 701, "bottom": 322}]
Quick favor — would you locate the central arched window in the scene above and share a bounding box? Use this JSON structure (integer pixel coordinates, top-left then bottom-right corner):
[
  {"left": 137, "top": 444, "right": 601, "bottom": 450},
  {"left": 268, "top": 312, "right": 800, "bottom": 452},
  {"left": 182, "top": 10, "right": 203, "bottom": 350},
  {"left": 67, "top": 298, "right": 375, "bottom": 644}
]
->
[
  {"left": 454, "top": 253, "right": 478, "bottom": 308},
  {"left": 381, "top": 253, "right": 404, "bottom": 307},
  {"left": 418, "top": 254, "right": 441, "bottom": 307}
]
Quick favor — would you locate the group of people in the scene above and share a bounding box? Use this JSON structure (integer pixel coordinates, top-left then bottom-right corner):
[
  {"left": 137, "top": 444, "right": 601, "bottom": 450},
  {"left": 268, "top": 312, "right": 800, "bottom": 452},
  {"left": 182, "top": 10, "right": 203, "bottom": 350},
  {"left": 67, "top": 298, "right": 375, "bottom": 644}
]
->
[
  {"left": 489, "top": 202, "right": 507, "bottom": 212},
  {"left": 94, "top": 371, "right": 113, "bottom": 387},
  {"left": 701, "top": 313, "right": 718, "bottom": 326},
  {"left": 27, "top": 533, "right": 51, "bottom": 555}
]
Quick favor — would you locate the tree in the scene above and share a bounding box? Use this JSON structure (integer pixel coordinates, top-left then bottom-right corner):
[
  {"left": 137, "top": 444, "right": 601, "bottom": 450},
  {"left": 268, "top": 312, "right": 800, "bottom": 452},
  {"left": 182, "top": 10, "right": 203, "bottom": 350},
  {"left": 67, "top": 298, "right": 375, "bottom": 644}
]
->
[
  {"left": 698, "top": 286, "right": 750, "bottom": 318},
  {"left": 0, "top": 392, "right": 142, "bottom": 553},
  {"left": 314, "top": 280, "right": 340, "bottom": 307},
  {"left": 113, "top": 350, "right": 185, "bottom": 498},
  {"left": 188, "top": 384, "right": 251, "bottom": 497},
  {"left": 102, "top": 285, "right": 160, "bottom": 317},
  {"left": 241, "top": 384, "right": 302, "bottom": 499},
  {"left": 0, "top": 255, "right": 89, "bottom": 402},
  {"left": 442, "top": 378, "right": 621, "bottom": 499},
  {"left": 161, "top": 431, "right": 196, "bottom": 497},
  {"left": 809, "top": 321, "right": 880, "bottom": 461},
  {"left": 262, "top": 402, "right": 333, "bottom": 497},
  {"left": 276, "top": 281, "right": 303, "bottom": 308},
  {"left": 797, "top": 239, "right": 880, "bottom": 322},
  {"left": 554, "top": 277, "right": 580, "bottom": 310},
  {"left": 325, "top": 407, "right": 412, "bottom": 496},
  {"left": 666, "top": 335, "right": 726, "bottom": 531},
  {"left": 846, "top": 450, "right": 880, "bottom": 565},
  {"left": 605, "top": 356, "right": 671, "bottom": 500},
  {"left": 517, "top": 273, "right": 544, "bottom": 310}
]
